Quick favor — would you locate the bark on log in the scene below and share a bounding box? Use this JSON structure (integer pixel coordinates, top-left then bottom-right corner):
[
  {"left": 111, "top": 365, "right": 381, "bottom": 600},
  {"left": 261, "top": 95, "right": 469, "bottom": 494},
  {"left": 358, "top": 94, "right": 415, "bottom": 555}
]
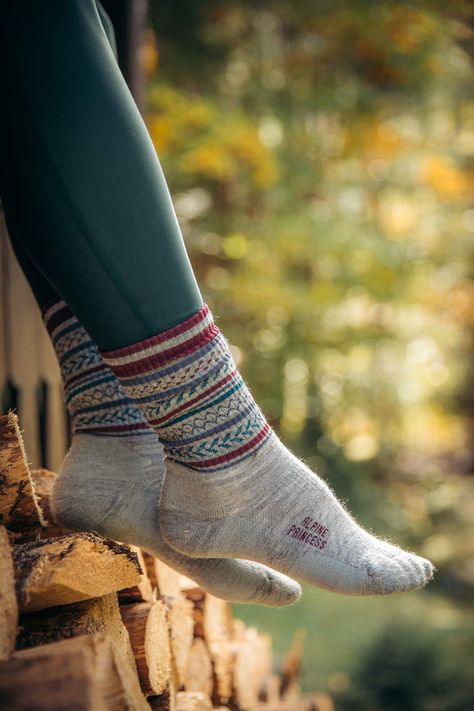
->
[
  {"left": 120, "top": 600, "right": 172, "bottom": 697},
  {"left": 0, "top": 525, "right": 18, "bottom": 660},
  {"left": 0, "top": 412, "right": 44, "bottom": 536},
  {"left": 0, "top": 632, "right": 148, "bottom": 710},
  {"left": 16, "top": 593, "right": 131, "bottom": 659},
  {"left": 183, "top": 638, "right": 213, "bottom": 697},
  {"left": 14, "top": 595, "right": 151, "bottom": 707},
  {"left": 12, "top": 532, "right": 142, "bottom": 612}
]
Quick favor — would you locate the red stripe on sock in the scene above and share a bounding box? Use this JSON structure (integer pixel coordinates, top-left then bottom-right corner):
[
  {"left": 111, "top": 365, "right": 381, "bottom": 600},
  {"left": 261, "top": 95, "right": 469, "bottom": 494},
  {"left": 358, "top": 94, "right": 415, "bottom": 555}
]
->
[
  {"left": 183, "top": 423, "right": 271, "bottom": 469},
  {"left": 108, "top": 324, "right": 220, "bottom": 377},
  {"left": 102, "top": 304, "right": 210, "bottom": 360}
]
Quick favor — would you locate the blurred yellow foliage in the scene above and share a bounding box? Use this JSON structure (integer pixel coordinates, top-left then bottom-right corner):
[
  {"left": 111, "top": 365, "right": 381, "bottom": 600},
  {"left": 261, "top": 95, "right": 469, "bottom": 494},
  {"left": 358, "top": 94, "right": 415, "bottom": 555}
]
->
[
  {"left": 147, "top": 84, "right": 279, "bottom": 188},
  {"left": 421, "top": 156, "right": 472, "bottom": 200},
  {"left": 378, "top": 192, "right": 419, "bottom": 236},
  {"left": 180, "top": 142, "right": 235, "bottom": 180}
]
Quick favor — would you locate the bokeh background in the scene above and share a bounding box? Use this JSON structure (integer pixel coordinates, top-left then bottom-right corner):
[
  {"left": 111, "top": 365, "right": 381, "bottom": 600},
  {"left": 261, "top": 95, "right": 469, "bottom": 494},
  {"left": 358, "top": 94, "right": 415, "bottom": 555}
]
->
[{"left": 143, "top": 1, "right": 474, "bottom": 708}]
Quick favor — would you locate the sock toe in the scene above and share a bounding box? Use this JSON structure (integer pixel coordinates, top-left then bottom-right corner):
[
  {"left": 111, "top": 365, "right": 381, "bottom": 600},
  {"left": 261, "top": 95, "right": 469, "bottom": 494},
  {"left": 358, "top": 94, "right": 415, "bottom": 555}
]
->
[
  {"left": 365, "top": 550, "right": 434, "bottom": 595},
  {"left": 253, "top": 566, "right": 302, "bottom": 607}
]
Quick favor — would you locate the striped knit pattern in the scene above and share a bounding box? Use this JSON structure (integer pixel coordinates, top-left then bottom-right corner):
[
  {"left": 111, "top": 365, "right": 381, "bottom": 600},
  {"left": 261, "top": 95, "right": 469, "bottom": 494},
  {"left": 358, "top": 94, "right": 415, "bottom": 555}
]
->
[
  {"left": 102, "top": 304, "right": 272, "bottom": 471},
  {"left": 43, "top": 300, "right": 151, "bottom": 436}
]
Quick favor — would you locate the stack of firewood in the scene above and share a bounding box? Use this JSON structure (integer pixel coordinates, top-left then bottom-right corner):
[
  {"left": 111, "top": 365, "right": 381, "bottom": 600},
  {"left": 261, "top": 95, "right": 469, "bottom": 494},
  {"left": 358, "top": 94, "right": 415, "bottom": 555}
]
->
[{"left": 0, "top": 412, "right": 333, "bottom": 711}]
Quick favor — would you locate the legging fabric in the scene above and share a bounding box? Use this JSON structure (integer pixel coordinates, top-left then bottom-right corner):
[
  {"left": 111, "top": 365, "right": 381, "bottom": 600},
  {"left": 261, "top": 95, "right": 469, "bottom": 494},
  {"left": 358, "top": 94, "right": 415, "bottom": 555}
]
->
[{"left": 0, "top": 0, "right": 203, "bottom": 349}]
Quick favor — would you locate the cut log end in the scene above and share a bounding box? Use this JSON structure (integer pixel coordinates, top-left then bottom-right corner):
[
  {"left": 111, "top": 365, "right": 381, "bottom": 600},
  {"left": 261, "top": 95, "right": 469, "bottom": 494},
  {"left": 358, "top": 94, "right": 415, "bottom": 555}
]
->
[{"left": 13, "top": 532, "right": 142, "bottom": 612}]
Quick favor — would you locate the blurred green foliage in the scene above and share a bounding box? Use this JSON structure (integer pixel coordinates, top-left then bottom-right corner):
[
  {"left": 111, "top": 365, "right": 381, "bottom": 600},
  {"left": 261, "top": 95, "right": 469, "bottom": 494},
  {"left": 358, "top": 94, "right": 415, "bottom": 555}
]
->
[
  {"left": 145, "top": 0, "right": 474, "bottom": 705},
  {"left": 336, "top": 622, "right": 474, "bottom": 711}
]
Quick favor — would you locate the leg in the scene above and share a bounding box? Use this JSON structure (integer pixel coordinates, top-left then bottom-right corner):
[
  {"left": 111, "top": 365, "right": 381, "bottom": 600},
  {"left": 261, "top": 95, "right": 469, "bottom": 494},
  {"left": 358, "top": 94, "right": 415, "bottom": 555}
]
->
[
  {"left": 8, "top": 232, "right": 300, "bottom": 606},
  {"left": 0, "top": 0, "right": 433, "bottom": 595},
  {"left": 0, "top": 0, "right": 202, "bottom": 349}
]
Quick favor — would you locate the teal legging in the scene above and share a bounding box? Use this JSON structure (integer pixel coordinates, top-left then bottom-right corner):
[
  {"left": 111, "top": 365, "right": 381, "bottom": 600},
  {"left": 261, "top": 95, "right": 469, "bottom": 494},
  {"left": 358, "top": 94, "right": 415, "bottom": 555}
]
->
[{"left": 0, "top": 0, "right": 203, "bottom": 349}]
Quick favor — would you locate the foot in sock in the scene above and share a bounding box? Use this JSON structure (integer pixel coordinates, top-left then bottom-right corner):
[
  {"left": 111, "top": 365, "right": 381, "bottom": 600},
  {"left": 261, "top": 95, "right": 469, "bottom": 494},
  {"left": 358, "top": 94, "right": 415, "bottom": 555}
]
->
[
  {"left": 53, "top": 433, "right": 301, "bottom": 605},
  {"left": 102, "top": 304, "right": 435, "bottom": 596},
  {"left": 43, "top": 300, "right": 301, "bottom": 606}
]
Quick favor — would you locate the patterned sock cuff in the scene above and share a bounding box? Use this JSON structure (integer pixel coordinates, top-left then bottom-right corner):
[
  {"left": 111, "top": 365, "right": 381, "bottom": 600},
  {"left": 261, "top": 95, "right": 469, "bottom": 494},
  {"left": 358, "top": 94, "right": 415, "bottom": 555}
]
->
[
  {"left": 43, "top": 300, "right": 150, "bottom": 436},
  {"left": 102, "top": 304, "right": 272, "bottom": 470},
  {"left": 101, "top": 305, "right": 218, "bottom": 376}
]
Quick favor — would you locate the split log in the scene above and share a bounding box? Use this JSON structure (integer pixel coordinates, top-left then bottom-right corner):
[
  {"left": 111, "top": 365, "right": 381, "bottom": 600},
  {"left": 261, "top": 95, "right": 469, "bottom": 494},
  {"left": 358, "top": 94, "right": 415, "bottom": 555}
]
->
[
  {"left": 15, "top": 596, "right": 151, "bottom": 705},
  {"left": 0, "top": 412, "right": 44, "bottom": 535},
  {"left": 16, "top": 594, "right": 150, "bottom": 708},
  {"left": 13, "top": 532, "right": 142, "bottom": 612},
  {"left": 16, "top": 593, "right": 132, "bottom": 660},
  {"left": 29, "top": 468, "right": 56, "bottom": 523},
  {"left": 183, "top": 638, "right": 213, "bottom": 696},
  {"left": 154, "top": 559, "right": 183, "bottom": 598},
  {"left": 280, "top": 630, "right": 306, "bottom": 701},
  {"left": 183, "top": 587, "right": 206, "bottom": 639},
  {"left": 0, "top": 632, "right": 148, "bottom": 710},
  {"left": 203, "top": 594, "right": 234, "bottom": 704},
  {"left": 176, "top": 692, "right": 212, "bottom": 711},
  {"left": 30, "top": 468, "right": 70, "bottom": 538},
  {"left": 165, "top": 595, "right": 194, "bottom": 688},
  {"left": 119, "top": 547, "right": 155, "bottom": 604},
  {"left": 0, "top": 526, "right": 18, "bottom": 660},
  {"left": 259, "top": 674, "right": 281, "bottom": 705},
  {"left": 233, "top": 628, "right": 272, "bottom": 711},
  {"left": 120, "top": 600, "right": 172, "bottom": 697},
  {"left": 152, "top": 559, "right": 198, "bottom": 598}
]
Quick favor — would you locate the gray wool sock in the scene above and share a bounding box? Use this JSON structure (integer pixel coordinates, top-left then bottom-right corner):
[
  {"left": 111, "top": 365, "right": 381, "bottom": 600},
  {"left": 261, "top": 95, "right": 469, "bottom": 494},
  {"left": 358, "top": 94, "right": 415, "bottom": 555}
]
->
[
  {"left": 44, "top": 300, "right": 301, "bottom": 606},
  {"left": 53, "top": 433, "right": 301, "bottom": 605},
  {"left": 101, "top": 304, "right": 434, "bottom": 596},
  {"left": 160, "top": 433, "right": 435, "bottom": 595}
]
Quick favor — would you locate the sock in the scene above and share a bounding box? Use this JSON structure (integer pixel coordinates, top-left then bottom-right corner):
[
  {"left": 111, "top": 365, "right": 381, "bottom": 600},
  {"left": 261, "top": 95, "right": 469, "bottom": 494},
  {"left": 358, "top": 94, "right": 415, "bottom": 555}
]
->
[
  {"left": 44, "top": 299, "right": 150, "bottom": 436},
  {"left": 42, "top": 300, "right": 301, "bottom": 606},
  {"left": 102, "top": 305, "right": 435, "bottom": 596}
]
